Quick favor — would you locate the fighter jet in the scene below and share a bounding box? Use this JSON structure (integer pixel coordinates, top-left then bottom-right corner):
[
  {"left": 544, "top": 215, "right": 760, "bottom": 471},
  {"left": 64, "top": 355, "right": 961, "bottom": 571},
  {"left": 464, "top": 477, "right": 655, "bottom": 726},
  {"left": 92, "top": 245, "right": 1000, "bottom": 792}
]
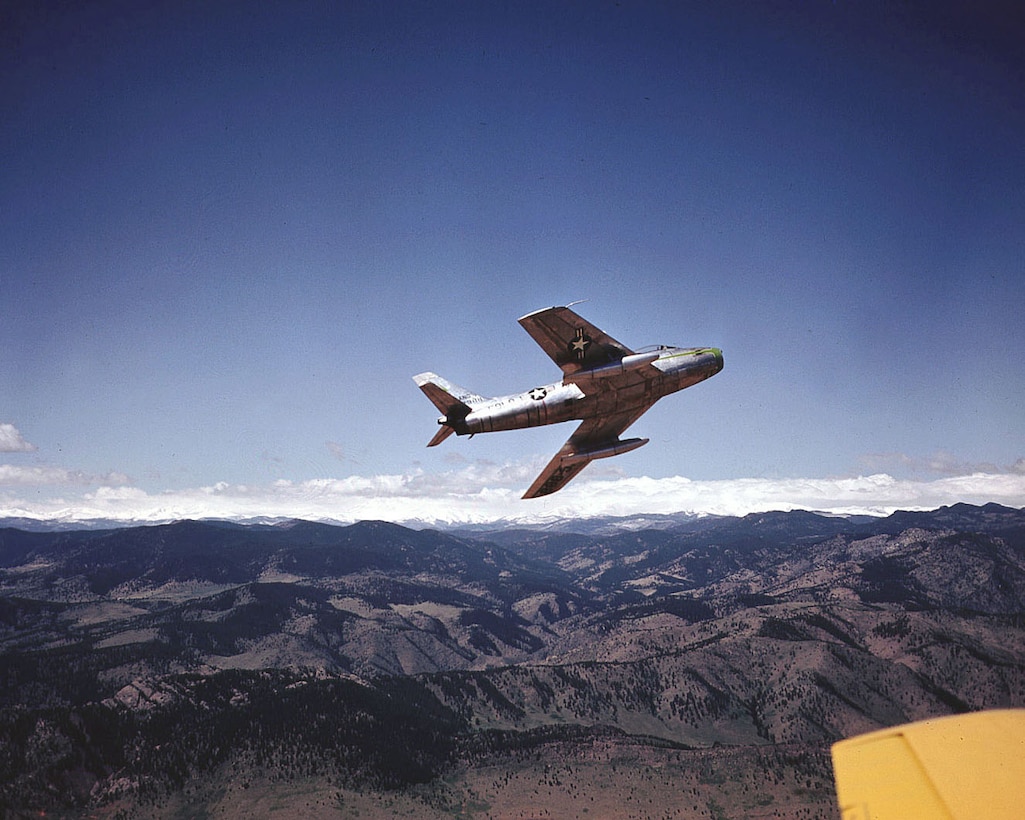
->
[{"left": 413, "top": 304, "right": 723, "bottom": 498}]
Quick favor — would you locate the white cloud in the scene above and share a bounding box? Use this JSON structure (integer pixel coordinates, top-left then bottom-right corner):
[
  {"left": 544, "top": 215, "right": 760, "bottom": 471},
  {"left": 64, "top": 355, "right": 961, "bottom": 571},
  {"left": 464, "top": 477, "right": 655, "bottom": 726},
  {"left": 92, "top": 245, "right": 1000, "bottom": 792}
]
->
[
  {"left": 859, "top": 451, "right": 1022, "bottom": 477},
  {"left": 0, "top": 465, "right": 73, "bottom": 485},
  {"left": 87, "top": 486, "right": 150, "bottom": 501},
  {"left": 0, "top": 423, "right": 36, "bottom": 453},
  {"left": 2, "top": 465, "right": 1023, "bottom": 527},
  {"left": 0, "top": 464, "right": 130, "bottom": 487}
]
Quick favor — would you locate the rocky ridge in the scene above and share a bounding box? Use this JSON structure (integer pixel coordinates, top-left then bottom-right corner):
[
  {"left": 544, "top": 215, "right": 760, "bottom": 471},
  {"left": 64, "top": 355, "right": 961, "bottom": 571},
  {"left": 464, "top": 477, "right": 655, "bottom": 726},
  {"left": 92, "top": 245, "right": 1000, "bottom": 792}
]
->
[{"left": 1, "top": 503, "right": 1023, "bottom": 817}]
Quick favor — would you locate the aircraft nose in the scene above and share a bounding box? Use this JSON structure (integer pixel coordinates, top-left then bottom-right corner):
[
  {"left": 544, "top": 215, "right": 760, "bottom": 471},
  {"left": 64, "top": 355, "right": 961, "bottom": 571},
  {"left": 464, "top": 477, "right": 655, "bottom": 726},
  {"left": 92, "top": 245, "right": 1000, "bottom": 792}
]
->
[{"left": 710, "top": 348, "right": 724, "bottom": 373}]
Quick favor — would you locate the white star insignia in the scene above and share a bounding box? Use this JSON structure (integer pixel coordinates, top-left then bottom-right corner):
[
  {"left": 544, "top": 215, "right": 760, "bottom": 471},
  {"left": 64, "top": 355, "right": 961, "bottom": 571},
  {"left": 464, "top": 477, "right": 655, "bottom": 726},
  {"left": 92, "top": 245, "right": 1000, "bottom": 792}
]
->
[{"left": 569, "top": 329, "right": 592, "bottom": 359}]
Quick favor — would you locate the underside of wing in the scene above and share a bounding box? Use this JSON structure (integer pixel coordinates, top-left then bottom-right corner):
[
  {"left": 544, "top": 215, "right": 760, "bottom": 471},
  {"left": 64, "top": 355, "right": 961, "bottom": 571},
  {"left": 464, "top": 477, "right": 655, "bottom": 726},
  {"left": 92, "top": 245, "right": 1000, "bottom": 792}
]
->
[
  {"left": 831, "top": 709, "right": 1025, "bottom": 820},
  {"left": 518, "top": 305, "right": 634, "bottom": 375},
  {"left": 522, "top": 406, "right": 651, "bottom": 498},
  {"left": 521, "top": 450, "right": 590, "bottom": 500}
]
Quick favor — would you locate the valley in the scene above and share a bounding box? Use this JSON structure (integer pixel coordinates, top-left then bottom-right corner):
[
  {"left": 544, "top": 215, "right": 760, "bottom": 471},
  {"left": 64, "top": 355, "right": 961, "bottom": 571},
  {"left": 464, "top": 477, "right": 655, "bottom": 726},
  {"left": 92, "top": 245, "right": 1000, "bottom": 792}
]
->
[{"left": 1, "top": 503, "right": 1024, "bottom": 817}]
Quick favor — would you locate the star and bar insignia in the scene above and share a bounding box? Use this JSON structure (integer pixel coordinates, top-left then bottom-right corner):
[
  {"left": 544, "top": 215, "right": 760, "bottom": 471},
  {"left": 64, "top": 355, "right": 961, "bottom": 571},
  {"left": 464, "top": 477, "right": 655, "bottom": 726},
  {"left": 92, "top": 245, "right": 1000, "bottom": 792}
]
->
[{"left": 568, "top": 328, "right": 591, "bottom": 360}]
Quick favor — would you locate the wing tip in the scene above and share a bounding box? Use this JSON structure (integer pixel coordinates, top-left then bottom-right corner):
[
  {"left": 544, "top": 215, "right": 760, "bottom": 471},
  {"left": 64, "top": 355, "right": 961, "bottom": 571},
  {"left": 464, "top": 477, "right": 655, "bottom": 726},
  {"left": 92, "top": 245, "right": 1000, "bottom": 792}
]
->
[
  {"left": 517, "top": 305, "right": 558, "bottom": 323},
  {"left": 522, "top": 452, "right": 588, "bottom": 499},
  {"left": 521, "top": 484, "right": 552, "bottom": 500},
  {"left": 516, "top": 301, "right": 587, "bottom": 323}
]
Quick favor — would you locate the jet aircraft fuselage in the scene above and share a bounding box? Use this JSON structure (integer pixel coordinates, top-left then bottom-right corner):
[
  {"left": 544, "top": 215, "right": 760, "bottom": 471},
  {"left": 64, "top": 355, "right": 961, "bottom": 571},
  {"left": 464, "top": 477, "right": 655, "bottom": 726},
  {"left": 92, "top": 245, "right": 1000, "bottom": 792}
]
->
[
  {"left": 414, "top": 305, "right": 723, "bottom": 498},
  {"left": 453, "top": 345, "right": 722, "bottom": 437}
]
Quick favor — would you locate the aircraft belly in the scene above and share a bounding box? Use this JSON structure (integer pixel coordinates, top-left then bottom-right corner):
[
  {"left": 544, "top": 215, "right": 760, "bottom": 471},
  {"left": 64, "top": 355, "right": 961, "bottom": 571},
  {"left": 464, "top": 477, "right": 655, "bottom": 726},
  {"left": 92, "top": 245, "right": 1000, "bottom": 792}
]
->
[
  {"left": 586, "top": 374, "right": 663, "bottom": 417},
  {"left": 459, "top": 365, "right": 710, "bottom": 437},
  {"left": 463, "top": 383, "right": 584, "bottom": 434}
]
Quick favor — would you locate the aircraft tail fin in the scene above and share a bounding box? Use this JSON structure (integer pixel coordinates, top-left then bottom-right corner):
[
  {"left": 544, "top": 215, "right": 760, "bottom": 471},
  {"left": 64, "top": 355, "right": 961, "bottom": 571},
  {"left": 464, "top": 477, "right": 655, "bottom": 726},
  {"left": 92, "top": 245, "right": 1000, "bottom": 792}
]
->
[
  {"left": 413, "top": 372, "right": 486, "bottom": 447},
  {"left": 412, "top": 372, "right": 480, "bottom": 416}
]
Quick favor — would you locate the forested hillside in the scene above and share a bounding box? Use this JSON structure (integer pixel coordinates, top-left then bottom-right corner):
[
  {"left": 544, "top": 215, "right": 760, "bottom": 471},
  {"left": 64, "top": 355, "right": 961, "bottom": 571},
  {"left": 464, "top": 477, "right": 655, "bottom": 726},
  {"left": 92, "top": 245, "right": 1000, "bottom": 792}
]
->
[{"left": 2, "top": 503, "right": 1024, "bottom": 817}]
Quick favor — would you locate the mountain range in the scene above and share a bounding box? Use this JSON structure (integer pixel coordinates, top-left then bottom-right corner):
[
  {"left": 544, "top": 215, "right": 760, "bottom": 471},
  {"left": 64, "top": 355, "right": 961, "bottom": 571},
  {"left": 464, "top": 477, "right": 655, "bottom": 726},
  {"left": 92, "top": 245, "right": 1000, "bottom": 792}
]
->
[{"left": 2, "top": 503, "right": 1024, "bottom": 817}]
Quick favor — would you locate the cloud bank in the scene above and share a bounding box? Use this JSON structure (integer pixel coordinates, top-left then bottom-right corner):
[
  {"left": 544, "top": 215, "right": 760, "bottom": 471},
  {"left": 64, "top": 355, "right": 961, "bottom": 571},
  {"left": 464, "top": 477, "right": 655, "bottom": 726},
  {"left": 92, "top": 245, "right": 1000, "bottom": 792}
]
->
[
  {"left": 0, "top": 465, "right": 130, "bottom": 487},
  {"left": 860, "top": 451, "right": 1025, "bottom": 477},
  {"left": 0, "top": 423, "right": 36, "bottom": 453},
  {"left": 2, "top": 465, "right": 1023, "bottom": 528}
]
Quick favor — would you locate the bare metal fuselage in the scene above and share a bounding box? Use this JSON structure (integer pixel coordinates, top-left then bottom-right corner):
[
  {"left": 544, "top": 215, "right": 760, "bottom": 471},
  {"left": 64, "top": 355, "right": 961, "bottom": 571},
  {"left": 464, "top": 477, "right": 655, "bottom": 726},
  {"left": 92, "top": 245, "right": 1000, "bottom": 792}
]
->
[
  {"left": 447, "top": 346, "right": 723, "bottom": 437},
  {"left": 415, "top": 303, "right": 724, "bottom": 497}
]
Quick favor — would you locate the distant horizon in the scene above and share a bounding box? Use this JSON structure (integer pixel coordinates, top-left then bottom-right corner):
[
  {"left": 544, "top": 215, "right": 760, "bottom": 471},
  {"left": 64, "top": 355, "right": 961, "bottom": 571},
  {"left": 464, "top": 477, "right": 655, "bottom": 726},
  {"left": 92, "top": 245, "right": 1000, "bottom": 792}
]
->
[{"left": 2, "top": 475, "right": 1022, "bottom": 531}]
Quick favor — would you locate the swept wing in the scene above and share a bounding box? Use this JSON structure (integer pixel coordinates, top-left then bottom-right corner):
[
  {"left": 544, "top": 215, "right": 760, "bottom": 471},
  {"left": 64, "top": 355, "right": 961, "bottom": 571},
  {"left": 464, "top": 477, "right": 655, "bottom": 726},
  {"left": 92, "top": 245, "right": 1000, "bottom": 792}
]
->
[
  {"left": 522, "top": 406, "right": 651, "bottom": 498},
  {"left": 518, "top": 305, "right": 634, "bottom": 375},
  {"left": 519, "top": 306, "right": 661, "bottom": 497}
]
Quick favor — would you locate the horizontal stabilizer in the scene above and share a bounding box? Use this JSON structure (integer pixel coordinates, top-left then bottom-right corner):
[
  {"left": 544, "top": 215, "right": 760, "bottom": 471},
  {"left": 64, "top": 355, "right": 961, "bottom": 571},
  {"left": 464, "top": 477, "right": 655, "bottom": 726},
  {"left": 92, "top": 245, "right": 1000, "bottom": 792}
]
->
[
  {"left": 427, "top": 424, "right": 455, "bottom": 447},
  {"left": 414, "top": 372, "right": 487, "bottom": 448},
  {"left": 412, "top": 372, "right": 481, "bottom": 417}
]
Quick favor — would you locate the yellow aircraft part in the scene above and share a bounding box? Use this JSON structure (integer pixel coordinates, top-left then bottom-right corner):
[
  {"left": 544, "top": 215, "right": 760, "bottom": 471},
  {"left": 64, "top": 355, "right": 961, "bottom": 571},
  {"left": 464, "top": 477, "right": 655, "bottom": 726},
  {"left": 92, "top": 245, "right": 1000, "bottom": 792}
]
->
[{"left": 831, "top": 709, "right": 1025, "bottom": 820}]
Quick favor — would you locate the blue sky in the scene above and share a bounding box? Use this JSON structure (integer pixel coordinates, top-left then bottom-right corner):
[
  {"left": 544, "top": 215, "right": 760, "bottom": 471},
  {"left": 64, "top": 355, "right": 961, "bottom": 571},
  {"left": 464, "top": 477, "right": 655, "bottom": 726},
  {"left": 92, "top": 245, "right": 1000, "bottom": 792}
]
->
[{"left": 3, "top": 1, "right": 1024, "bottom": 524}]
